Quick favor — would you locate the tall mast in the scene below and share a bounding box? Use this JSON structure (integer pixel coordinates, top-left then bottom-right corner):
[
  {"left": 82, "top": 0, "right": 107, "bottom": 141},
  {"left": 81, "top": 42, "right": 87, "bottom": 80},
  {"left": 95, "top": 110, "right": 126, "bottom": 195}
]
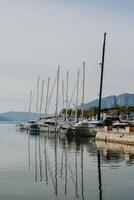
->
[
  {"left": 75, "top": 68, "right": 79, "bottom": 123},
  {"left": 65, "top": 71, "right": 69, "bottom": 123},
  {"left": 62, "top": 80, "right": 65, "bottom": 109},
  {"left": 98, "top": 33, "right": 107, "bottom": 121},
  {"left": 28, "top": 90, "right": 32, "bottom": 121},
  {"left": 45, "top": 77, "right": 50, "bottom": 116},
  {"left": 39, "top": 80, "right": 44, "bottom": 115},
  {"left": 36, "top": 76, "right": 40, "bottom": 120},
  {"left": 55, "top": 66, "right": 60, "bottom": 128},
  {"left": 81, "top": 62, "right": 85, "bottom": 124}
]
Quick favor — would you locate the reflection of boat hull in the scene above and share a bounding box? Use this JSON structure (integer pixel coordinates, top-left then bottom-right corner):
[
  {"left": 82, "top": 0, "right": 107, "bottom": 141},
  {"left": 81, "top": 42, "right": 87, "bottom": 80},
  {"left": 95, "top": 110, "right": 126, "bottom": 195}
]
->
[
  {"left": 29, "top": 130, "right": 40, "bottom": 135},
  {"left": 39, "top": 124, "right": 49, "bottom": 132},
  {"left": 18, "top": 123, "right": 29, "bottom": 131},
  {"left": 40, "top": 125, "right": 57, "bottom": 133},
  {"left": 59, "top": 125, "right": 70, "bottom": 134},
  {"left": 59, "top": 125, "right": 75, "bottom": 136},
  {"left": 47, "top": 125, "right": 57, "bottom": 133},
  {"left": 59, "top": 127, "right": 68, "bottom": 134},
  {"left": 29, "top": 124, "right": 40, "bottom": 135}
]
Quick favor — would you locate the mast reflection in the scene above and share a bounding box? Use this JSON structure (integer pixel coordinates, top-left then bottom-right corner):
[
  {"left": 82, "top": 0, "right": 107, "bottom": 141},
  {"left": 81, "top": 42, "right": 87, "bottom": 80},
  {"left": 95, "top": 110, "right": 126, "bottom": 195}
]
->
[
  {"left": 28, "top": 132, "right": 31, "bottom": 170},
  {"left": 35, "top": 136, "right": 38, "bottom": 183},
  {"left": 39, "top": 137, "right": 43, "bottom": 181},
  {"left": 44, "top": 136, "right": 48, "bottom": 185},
  {"left": 25, "top": 132, "right": 112, "bottom": 200},
  {"left": 97, "top": 150, "right": 103, "bottom": 200}
]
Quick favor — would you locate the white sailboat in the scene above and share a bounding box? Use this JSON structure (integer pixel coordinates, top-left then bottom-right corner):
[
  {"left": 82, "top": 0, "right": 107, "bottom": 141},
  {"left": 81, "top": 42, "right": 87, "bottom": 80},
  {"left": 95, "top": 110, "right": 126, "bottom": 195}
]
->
[
  {"left": 17, "top": 90, "right": 33, "bottom": 131},
  {"left": 29, "top": 76, "right": 40, "bottom": 134},
  {"left": 58, "top": 70, "right": 71, "bottom": 134},
  {"left": 40, "top": 67, "right": 60, "bottom": 133}
]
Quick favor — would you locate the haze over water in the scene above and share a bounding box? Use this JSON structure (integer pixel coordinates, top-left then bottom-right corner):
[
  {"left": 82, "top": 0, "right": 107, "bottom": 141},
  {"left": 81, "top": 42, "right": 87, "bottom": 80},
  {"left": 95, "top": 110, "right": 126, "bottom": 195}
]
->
[{"left": 0, "top": 124, "right": 134, "bottom": 200}]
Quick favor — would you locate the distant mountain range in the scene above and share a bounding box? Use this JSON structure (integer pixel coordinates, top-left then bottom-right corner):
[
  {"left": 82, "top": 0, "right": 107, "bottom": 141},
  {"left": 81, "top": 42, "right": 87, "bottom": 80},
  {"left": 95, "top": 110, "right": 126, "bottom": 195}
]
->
[
  {"left": 0, "top": 112, "right": 46, "bottom": 122},
  {"left": 0, "top": 93, "right": 134, "bottom": 121},
  {"left": 83, "top": 93, "right": 134, "bottom": 110},
  {"left": 0, "top": 115, "right": 12, "bottom": 121}
]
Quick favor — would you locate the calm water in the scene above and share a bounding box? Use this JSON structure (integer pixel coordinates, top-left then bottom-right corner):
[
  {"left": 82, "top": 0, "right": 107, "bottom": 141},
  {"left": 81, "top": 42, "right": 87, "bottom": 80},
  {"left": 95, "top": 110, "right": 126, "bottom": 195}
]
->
[{"left": 0, "top": 124, "right": 134, "bottom": 200}]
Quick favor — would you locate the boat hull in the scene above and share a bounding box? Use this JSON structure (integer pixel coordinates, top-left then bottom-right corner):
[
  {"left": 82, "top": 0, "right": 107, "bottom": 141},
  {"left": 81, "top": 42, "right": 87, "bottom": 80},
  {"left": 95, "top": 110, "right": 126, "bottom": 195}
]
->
[{"left": 75, "top": 126, "right": 97, "bottom": 137}]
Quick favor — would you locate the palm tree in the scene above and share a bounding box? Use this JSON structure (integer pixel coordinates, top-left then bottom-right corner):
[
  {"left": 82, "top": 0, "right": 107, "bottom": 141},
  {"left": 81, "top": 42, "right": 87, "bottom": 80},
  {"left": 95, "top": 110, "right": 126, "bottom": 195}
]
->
[
  {"left": 115, "top": 104, "right": 122, "bottom": 119},
  {"left": 124, "top": 105, "right": 134, "bottom": 120},
  {"left": 89, "top": 107, "right": 98, "bottom": 119}
]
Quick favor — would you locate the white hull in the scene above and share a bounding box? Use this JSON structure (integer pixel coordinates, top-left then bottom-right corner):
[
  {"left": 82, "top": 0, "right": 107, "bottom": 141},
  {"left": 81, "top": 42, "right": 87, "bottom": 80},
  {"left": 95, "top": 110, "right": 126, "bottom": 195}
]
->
[{"left": 39, "top": 124, "right": 57, "bottom": 133}]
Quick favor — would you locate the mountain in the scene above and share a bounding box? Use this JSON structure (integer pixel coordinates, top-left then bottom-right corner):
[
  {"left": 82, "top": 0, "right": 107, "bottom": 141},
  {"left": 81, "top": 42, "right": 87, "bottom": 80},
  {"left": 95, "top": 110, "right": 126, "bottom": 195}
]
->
[
  {"left": 0, "top": 115, "right": 12, "bottom": 121},
  {"left": 0, "top": 93, "right": 134, "bottom": 121},
  {"left": 0, "top": 112, "right": 46, "bottom": 122},
  {"left": 83, "top": 93, "right": 134, "bottom": 110}
]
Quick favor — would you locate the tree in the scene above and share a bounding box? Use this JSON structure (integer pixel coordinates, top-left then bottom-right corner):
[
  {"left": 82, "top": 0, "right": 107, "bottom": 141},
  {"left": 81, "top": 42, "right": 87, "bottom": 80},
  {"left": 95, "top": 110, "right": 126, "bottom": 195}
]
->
[
  {"left": 115, "top": 104, "right": 122, "bottom": 119},
  {"left": 124, "top": 105, "right": 134, "bottom": 120}
]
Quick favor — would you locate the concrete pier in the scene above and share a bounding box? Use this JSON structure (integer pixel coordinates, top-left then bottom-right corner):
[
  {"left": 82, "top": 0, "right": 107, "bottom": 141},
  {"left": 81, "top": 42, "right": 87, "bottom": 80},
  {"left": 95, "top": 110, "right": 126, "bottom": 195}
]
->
[{"left": 96, "top": 130, "right": 134, "bottom": 145}]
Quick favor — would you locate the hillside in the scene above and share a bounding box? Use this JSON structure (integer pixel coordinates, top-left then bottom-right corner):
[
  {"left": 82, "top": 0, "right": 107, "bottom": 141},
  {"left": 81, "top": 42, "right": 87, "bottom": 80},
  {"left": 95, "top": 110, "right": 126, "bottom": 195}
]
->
[
  {"left": 0, "top": 112, "right": 46, "bottom": 122},
  {"left": 0, "top": 93, "right": 134, "bottom": 121},
  {"left": 83, "top": 93, "right": 134, "bottom": 109},
  {"left": 0, "top": 115, "right": 12, "bottom": 121}
]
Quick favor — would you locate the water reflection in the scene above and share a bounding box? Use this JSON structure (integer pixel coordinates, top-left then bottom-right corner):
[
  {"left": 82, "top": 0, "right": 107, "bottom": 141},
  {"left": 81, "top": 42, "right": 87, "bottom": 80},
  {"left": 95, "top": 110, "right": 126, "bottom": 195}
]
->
[
  {"left": 24, "top": 130, "right": 134, "bottom": 199},
  {"left": 44, "top": 137, "right": 48, "bottom": 184},
  {"left": 26, "top": 132, "right": 99, "bottom": 199},
  {"left": 96, "top": 140, "right": 134, "bottom": 165},
  {"left": 97, "top": 150, "right": 102, "bottom": 200}
]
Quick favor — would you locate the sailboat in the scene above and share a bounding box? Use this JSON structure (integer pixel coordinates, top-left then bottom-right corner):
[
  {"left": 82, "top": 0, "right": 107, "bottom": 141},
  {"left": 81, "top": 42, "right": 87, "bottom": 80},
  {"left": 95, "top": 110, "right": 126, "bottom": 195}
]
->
[
  {"left": 29, "top": 76, "right": 40, "bottom": 134},
  {"left": 40, "top": 66, "right": 60, "bottom": 133},
  {"left": 74, "top": 33, "right": 106, "bottom": 137},
  {"left": 38, "top": 77, "right": 51, "bottom": 132},
  {"left": 73, "top": 61, "right": 94, "bottom": 137},
  {"left": 17, "top": 90, "right": 33, "bottom": 131},
  {"left": 58, "top": 70, "right": 72, "bottom": 134}
]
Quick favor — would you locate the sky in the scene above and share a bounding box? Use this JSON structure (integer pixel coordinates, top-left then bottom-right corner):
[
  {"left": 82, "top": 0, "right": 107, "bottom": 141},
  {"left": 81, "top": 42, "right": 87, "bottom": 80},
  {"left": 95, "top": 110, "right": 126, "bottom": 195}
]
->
[{"left": 0, "top": 0, "right": 134, "bottom": 113}]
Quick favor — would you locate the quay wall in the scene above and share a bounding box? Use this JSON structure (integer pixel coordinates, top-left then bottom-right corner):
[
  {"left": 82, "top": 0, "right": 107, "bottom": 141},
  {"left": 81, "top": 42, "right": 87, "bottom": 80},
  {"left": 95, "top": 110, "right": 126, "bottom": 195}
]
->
[{"left": 96, "top": 130, "right": 134, "bottom": 145}]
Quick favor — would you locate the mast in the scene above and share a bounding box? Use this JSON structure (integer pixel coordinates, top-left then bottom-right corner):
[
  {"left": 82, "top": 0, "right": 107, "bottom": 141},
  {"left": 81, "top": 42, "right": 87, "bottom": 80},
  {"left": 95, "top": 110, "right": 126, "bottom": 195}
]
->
[
  {"left": 98, "top": 33, "right": 106, "bottom": 121},
  {"left": 81, "top": 62, "right": 85, "bottom": 124},
  {"left": 39, "top": 80, "right": 44, "bottom": 115},
  {"left": 27, "top": 90, "right": 32, "bottom": 122},
  {"left": 55, "top": 66, "right": 60, "bottom": 128},
  {"left": 65, "top": 71, "right": 69, "bottom": 123},
  {"left": 114, "top": 95, "right": 117, "bottom": 107},
  {"left": 75, "top": 68, "right": 79, "bottom": 123},
  {"left": 62, "top": 80, "right": 65, "bottom": 109},
  {"left": 36, "top": 76, "right": 40, "bottom": 120},
  {"left": 45, "top": 77, "right": 50, "bottom": 116}
]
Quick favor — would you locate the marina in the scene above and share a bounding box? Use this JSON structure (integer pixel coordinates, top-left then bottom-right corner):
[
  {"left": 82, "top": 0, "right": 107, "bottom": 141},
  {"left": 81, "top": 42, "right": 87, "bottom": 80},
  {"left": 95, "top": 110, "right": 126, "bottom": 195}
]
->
[{"left": 0, "top": 1, "right": 133, "bottom": 199}]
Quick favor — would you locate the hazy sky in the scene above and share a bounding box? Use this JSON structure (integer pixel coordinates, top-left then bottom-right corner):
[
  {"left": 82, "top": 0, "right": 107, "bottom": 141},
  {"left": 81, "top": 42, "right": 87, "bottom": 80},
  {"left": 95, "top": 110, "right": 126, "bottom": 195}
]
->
[{"left": 0, "top": 0, "right": 134, "bottom": 113}]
